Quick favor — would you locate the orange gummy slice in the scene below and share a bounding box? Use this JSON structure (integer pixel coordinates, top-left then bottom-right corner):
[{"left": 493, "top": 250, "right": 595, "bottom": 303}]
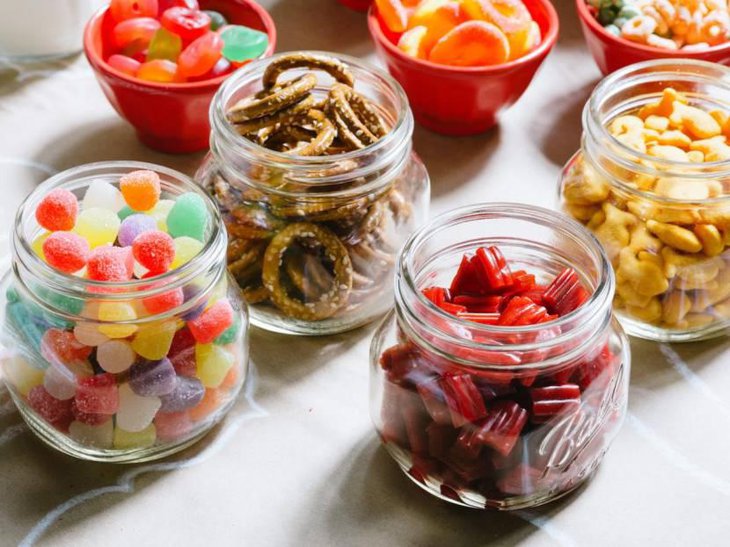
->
[
  {"left": 510, "top": 20, "right": 542, "bottom": 59},
  {"left": 409, "top": 0, "right": 468, "bottom": 53},
  {"left": 398, "top": 25, "right": 429, "bottom": 58},
  {"left": 429, "top": 20, "right": 510, "bottom": 66},
  {"left": 461, "top": 0, "right": 532, "bottom": 58},
  {"left": 375, "top": 0, "right": 409, "bottom": 33}
]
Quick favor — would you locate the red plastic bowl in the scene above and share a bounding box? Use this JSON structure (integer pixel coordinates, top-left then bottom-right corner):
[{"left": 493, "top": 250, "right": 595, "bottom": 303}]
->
[
  {"left": 576, "top": 0, "right": 730, "bottom": 75},
  {"left": 337, "top": 0, "right": 372, "bottom": 11},
  {"left": 84, "top": 0, "right": 277, "bottom": 154},
  {"left": 368, "top": 0, "right": 559, "bottom": 136}
]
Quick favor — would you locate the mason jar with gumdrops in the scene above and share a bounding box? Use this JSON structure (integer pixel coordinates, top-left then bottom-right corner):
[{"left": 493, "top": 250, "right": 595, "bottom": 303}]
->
[
  {"left": 196, "top": 51, "right": 430, "bottom": 335},
  {"left": 560, "top": 59, "right": 730, "bottom": 342},
  {"left": 370, "top": 204, "right": 630, "bottom": 510},
  {"left": 0, "top": 162, "right": 248, "bottom": 462}
]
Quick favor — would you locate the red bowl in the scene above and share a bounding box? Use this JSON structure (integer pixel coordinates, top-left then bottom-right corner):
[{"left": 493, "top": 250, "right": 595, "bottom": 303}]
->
[
  {"left": 337, "top": 0, "right": 372, "bottom": 12},
  {"left": 368, "top": 0, "right": 559, "bottom": 136},
  {"left": 83, "top": 0, "right": 277, "bottom": 154},
  {"left": 576, "top": 0, "right": 730, "bottom": 75}
]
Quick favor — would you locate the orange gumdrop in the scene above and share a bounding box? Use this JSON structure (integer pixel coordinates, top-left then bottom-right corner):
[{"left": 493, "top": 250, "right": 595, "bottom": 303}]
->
[
  {"left": 461, "top": 0, "right": 532, "bottom": 56},
  {"left": 429, "top": 20, "right": 510, "bottom": 66},
  {"left": 189, "top": 388, "right": 223, "bottom": 421},
  {"left": 398, "top": 25, "right": 429, "bottom": 58},
  {"left": 410, "top": 0, "right": 468, "bottom": 52},
  {"left": 375, "top": 0, "right": 409, "bottom": 33}
]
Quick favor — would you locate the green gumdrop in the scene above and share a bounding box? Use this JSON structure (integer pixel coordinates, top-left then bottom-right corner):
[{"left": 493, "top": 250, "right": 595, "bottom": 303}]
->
[
  {"left": 6, "top": 285, "right": 19, "bottom": 304},
  {"left": 204, "top": 10, "right": 228, "bottom": 32},
  {"left": 6, "top": 303, "right": 45, "bottom": 354},
  {"left": 214, "top": 312, "right": 241, "bottom": 345},
  {"left": 598, "top": 6, "right": 616, "bottom": 25},
  {"left": 119, "top": 205, "right": 135, "bottom": 220},
  {"left": 167, "top": 193, "right": 209, "bottom": 242},
  {"left": 147, "top": 28, "right": 183, "bottom": 62},
  {"left": 36, "top": 286, "right": 84, "bottom": 316},
  {"left": 221, "top": 25, "right": 269, "bottom": 62}
]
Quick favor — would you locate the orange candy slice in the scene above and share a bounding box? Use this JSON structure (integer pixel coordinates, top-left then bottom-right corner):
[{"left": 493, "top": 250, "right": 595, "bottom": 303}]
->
[
  {"left": 375, "top": 0, "right": 409, "bottom": 33},
  {"left": 398, "top": 25, "right": 429, "bottom": 58},
  {"left": 409, "top": 0, "right": 467, "bottom": 53},
  {"left": 461, "top": 0, "right": 532, "bottom": 59},
  {"left": 429, "top": 20, "right": 510, "bottom": 66}
]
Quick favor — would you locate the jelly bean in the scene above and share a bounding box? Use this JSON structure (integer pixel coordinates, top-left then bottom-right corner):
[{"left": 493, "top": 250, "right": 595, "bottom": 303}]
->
[
  {"left": 129, "top": 358, "right": 177, "bottom": 396},
  {"left": 73, "top": 322, "right": 109, "bottom": 347},
  {"left": 148, "top": 199, "right": 175, "bottom": 231},
  {"left": 42, "top": 232, "right": 90, "bottom": 273},
  {"left": 113, "top": 423, "right": 156, "bottom": 449},
  {"left": 195, "top": 343, "right": 233, "bottom": 388},
  {"left": 28, "top": 385, "right": 73, "bottom": 430},
  {"left": 97, "top": 339, "right": 136, "bottom": 373},
  {"left": 220, "top": 25, "right": 269, "bottom": 62},
  {"left": 118, "top": 214, "right": 156, "bottom": 248},
  {"left": 75, "top": 373, "right": 120, "bottom": 415},
  {"left": 97, "top": 302, "right": 138, "bottom": 338},
  {"left": 159, "top": 376, "right": 205, "bottom": 412},
  {"left": 147, "top": 27, "right": 183, "bottom": 62},
  {"left": 189, "top": 56, "right": 231, "bottom": 81},
  {"left": 107, "top": 54, "right": 142, "bottom": 76},
  {"left": 166, "top": 192, "right": 209, "bottom": 241},
  {"left": 87, "top": 245, "right": 134, "bottom": 282},
  {"left": 137, "top": 59, "right": 179, "bottom": 82},
  {"left": 132, "top": 230, "right": 175, "bottom": 274},
  {"left": 69, "top": 420, "right": 114, "bottom": 448},
  {"left": 188, "top": 299, "right": 234, "bottom": 343},
  {"left": 429, "top": 21, "right": 510, "bottom": 66},
  {"left": 113, "top": 17, "right": 161, "bottom": 49},
  {"left": 204, "top": 10, "right": 228, "bottom": 31},
  {"left": 375, "top": 0, "right": 409, "bottom": 32},
  {"left": 169, "top": 326, "right": 197, "bottom": 376},
  {"left": 3, "top": 354, "right": 44, "bottom": 396},
  {"left": 177, "top": 31, "right": 223, "bottom": 78},
  {"left": 160, "top": 6, "right": 211, "bottom": 43},
  {"left": 74, "top": 207, "right": 121, "bottom": 249},
  {"left": 188, "top": 388, "right": 222, "bottom": 421},
  {"left": 70, "top": 399, "right": 112, "bottom": 426},
  {"left": 131, "top": 321, "right": 177, "bottom": 360},
  {"left": 110, "top": 0, "right": 159, "bottom": 22},
  {"left": 83, "top": 180, "right": 126, "bottom": 213},
  {"left": 154, "top": 410, "right": 193, "bottom": 441},
  {"left": 36, "top": 188, "right": 78, "bottom": 232},
  {"left": 117, "top": 384, "right": 162, "bottom": 432},
  {"left": 32, "top": 232, "right": 50, "bottom": 261},
  {"left": 214, "top": 311, "right": 241, "bottom": 345},
  {"left": 120, "top": 169, "right": 161, "bottom": 211},
  {"left": 170, "top": 236, "right": 203, "bottom": 269}
]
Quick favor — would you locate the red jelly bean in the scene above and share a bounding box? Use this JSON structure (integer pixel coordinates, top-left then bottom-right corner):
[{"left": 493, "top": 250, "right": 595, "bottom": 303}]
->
[
  {"left": 42, "top": 232, "right": 90, "bottom": 273},
  {"left": 28, "top": 386, "right": 73, "bottom": 430},
  {"left": 87, "top": 245, "right": 134, "bottom": 282},
  {"left": 188, "top": 299, "right": 234, "bottom": 343},
  {"left": 543, "top": 267, "right": 590, "bottom": 317},
  {"left": 107, "top": 54, "right": 142, "bottom": 76},
  {"left": 113, "top": 17, "right": 161, "bottom": 49},
  {"left": 75, "top": 373, "right": 119, "bottom": 415},
  {"left": 110, "top": 0, "right": 159, "bottom": 22},
  {"left": 36, "top": 188, "right": 78, "bottom": 231},
  {"left": 160, "top": 6, "right": 211, "bottom": 43},
  {"left": 132, "top": 230, "right": 175, "bottom": 273},
  {"left": 177, "top": 31, "right": 223, "bottom": 78}
]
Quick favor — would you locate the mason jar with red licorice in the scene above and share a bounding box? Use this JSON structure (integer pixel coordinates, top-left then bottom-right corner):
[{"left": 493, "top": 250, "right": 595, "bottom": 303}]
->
[{"left": 369, "top": 203, "right": 630, "bottom": 509}]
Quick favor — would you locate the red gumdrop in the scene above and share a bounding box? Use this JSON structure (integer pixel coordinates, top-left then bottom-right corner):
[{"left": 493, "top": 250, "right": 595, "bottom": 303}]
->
[
  {"left": 71, "top": 399, "right": 113, "bottom": 426},
  {"left": 177, "top": 31, "right": 223, "bottom": 78},
  {"left": 110, "top": 0, "right": 159, "bottom": 22},
  {"left": 161, "top": 7, "right": 211, "bottom": 43},
  {"left": 158, "top": 0, "right": 199, "bottom": 13},
  {"left": 140, "top": 273, "right": 185, "bottom": 314},
  {"left": 28, "top": 386, "right": 73, "bottom": 430},
  {"left": 113, "top": 17, "right": 161, "bottom": 49},
  {"left": 132, "top": 230, "right": 175, "bottom": 274},
  {"left": 188, "top": 299, "right": 234, "bottom": 343},
  {"left": 36, "top": 188, "right": 79, "bottom": 231},
  {"left": 169, "top": 326, "right": 197, "bottom": 376},
  {"left": 42, "top": 232, "right": 90, "bottom": 273},
  {"left": 154, "top": 410, "right": 193, "bottom": 441},
  {"left": 75, "top": 373, "right": 119, "bottom": 415},
  {"left": 41, "top": 328, "right": 93, "bottom": 366},
  {"left": 107, "top": 54, "right": 142, "bottom": 76},
  {"left": 87, "top": 245, "right": 134, "bottom": 282}
]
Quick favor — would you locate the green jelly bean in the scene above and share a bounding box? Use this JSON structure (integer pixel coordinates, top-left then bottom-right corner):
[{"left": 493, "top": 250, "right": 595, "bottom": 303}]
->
[
  {"left": 214, "top": 312, "right": 242, "bottom": 345},
  {"left": 204, "top": 10, "right": 228, "bottom": 32},
  {"left": 221, "top": 25, "right": 269, "bottom": 63},
  {"left": 167, "top": 192, "right": 210, "bottom": 242},
  {"left": 147, "top": 28, "right": 182, "bottom": 62}
]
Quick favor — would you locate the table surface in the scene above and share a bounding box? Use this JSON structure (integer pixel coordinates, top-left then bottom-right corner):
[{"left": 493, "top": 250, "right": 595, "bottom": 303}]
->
[{"left": 2, "top": 1, "right": 730, "bottom": 545}]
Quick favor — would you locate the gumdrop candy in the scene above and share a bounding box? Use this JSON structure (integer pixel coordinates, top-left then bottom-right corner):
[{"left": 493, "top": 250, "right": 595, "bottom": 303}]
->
[
  {"left": 42, "top": 232, "right": 90, "bottom": 273},
  {"left": 82, "top": 180, "right": 126, "bottom": 213},
  {"left": 188, "top": 299, "right": 234, "bottom": 343},
  {"left": 118, "top": 205, "right": 135, "bottom": 220},
  {"left": 181, "top": 283, "right": 206, "bottom": 320},
  {"left": 73, "top": 322, "right": 109, "bottom": 347},
  {"left": 160, "top": 6, "right": 211, "bottom": 43},
  {"left": 117, "top": 384, "right": 162, "bottom": 432},
  {"left": 118, "top": 213, "right": 157, "bottom": 247},
  {"left": 160, "top": 375, "right": 205, "bottom": 412},
  {"left": 3, "top": 354, "right": 44, "bottom": 396},
  {"left": 189, "top": 388, "right": 223, "bottom": 421},
  {"left": 220, "top": 25, "right": 269, "bottom": 62},
  {"left": 71, "top": 398, "right": 113, "bottom": 426},
  {"left": 429, "top": 21, "right": 510, "bottom": 66},
  {"left": 40, "top": 328, "right": 93, "bottom": 367},
  {"left": 148, "top": 198, "right": 175, "bottom": 231},
  {"left": 74, "top": 207, "right": 121, "bottom": 248},
  {"left": 36, "top": 188, "right": 78, "bottom": 231},
  {"left": 113, "top": 17, "right": 161, "bottom": 49},
  {"left": 129, "top": 358, "right": 177, "bottom": 396},
  {"left": 110, "top": 0, "right": 159, "bottom": 22},
  {"left": 87, "top": 245, "right": 134, "bottom": 282},
  {"left": 169, "top": 326, "right": 197, "bottom": 376},
  {"left": 97, "top": 302, "right": 138, "bottom": 338},
  {"left": 154, "top": 410, "right": 193, "bottom": 441},
  {"left": 177, "top": 31, "right": 223, "bottom": 78},
  {"left": 28, "top": 385, "right": 73, "bottom": 430},
  {"left": 137, "top": 59, "right": 179, "bottom": 82},
  {"left": 195, "top": 343, "right": 234, "bottom": 388},
  {"left": 147, "top": 27, "right": 183, "bottom": 61},
  {"left": 214, "top": 311, "right": 241, "bottom": 345},
  {"left": 6, "top": 303, "right": 46, "bottom": 351},
  {"left": 120, "top": 170, "right": 161, "bottom": 211},
  {"left": 108, "top": 54, "right": 142, "bottom": 76},
  {"left": 113, "top": 423, "right": 157, "bottom": 449},
  {"left": 32, "top": 231, "right": 50, "bottom": 261},
  {"left": 75, "top": 373, "right": 120, "bottom": 415},
  {"left": 131, "top": 321, "right": 176, "bottom": 360},
  {"left": 170, "top": 236, "right": 203, "bottom": 269},
  {"left": 204, "top": 10, "right": 227, "bottom": 31},
  {"left": 132, "top": 230, "right": 175, "bottom": 273},
  {"left": 167, "top": 192, "right": 210, "bottom": 241},
  {"left": 44, "top": 360, "right": 93, "bottom": 400},
  {"left": 141, "top": 284, "right": 185, "bottom": 314},
  {"left": 69, "top": 420, "right": 114, "bottom": 448},
  {"left": 36, "top": 286, "right": 85, "bottom": 316},
  {"left": 97, "top": 339, "right": 137, "bottom": 373}
]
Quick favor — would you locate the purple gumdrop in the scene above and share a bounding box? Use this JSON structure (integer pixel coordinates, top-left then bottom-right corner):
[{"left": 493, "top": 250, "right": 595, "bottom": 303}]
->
[
  {"left": 129, "top": 358, "right": 177, "bottom": 397},
  {"left": 118, "top": 214, "right": 157, "bottom": 247},
  {"left": 159, "top": 376, "right": 205, "bottom": 412},
  {"left": 181, "top": 283, "right": 207, "bottom": 321}
]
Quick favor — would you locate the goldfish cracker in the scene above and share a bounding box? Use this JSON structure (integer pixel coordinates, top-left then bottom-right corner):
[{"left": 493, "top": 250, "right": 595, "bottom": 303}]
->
[
  {"left": 626, "top": 297, "right": 662, "bottom": 323},
  {"left": 661, "top": 291, "right": 692, "bottom": 325},
  {"left": 669, "top": 102, "right": 722, "bottom": 139},
  {"left": 653, "top": 177, "right": 710, "bottom": 200},
  {"left": 644, "top": 115, "right": 670, "bottom": 132},
  {"left": 689, "top": 136, "right": 730, "bottom": 162},
  {"left": 693, "top": 224, "right": 724, "bottom": 256},
  {"left": 648, "top": 145, "right": 689, "bottom": 162},
  {"left": 616, "top": 247, "right": 669, "bottom": 297}
]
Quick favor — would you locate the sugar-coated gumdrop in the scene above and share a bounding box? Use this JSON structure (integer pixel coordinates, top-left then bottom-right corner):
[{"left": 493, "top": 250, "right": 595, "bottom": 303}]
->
[
  {"left": 41, "top": 328, "right": 93, "bottom": 367},
  {"left": 220, "top": 25, "right": 269, "bottom": 62},
  {"left": 118, "top": 205, "right": 135, "bottom": 220},
  {"left": 138, "top": 59, "right": 179, "bottom": 82},
  {"left": 83, "top": 180, "right": 126, "bottom": 213},
  {"left": 189, "top": 388, "right": 222, "bottom": 421},
  {"left": 195, "top": 343, "right": 234, "bottom": 388},
  {"left": 120, "top": 170, "right": 161, "bottom": 211},
  {"left": 36, "top": 286, "right": 85, "bottom": 316},
  {"left": 28, "top": 385, "right": 73, "bottom": 430},
  {"left": 133, "top": 230, "right": 175, "bottom": 273},
  {"left": 113, "top": 17, "right": 161, "bottom": 49},
  {"left": 429, "top": 21, "right": 510, "bottom": 66},
  {"left": 97, "top": 302, "right": 138, "bottom": 338},
  {"left": 75, "top": 373, "right": 120, "bottom": 415},
  {"left": 42, "top": 232, "right": 90, "bottom": 273},
  {"left": 69, "top": 420, "right": 114, "bottom": 448},
  {"left": 204, "top": 10, "right": 227, "bottom": 31},
  {"left": 159, "top": 376, "right": 205, "bottom": 412},
  {"left": 169, "top": 326, "right": 197, "bottom": 376},
  {"left": 110, "top": 0, "right": 159, "bottom": 22},
  {"left": 131, "top": 321, "right": 176, "bottom": 360},
  {"left": 181, "top": 283, "right": 206, "bottom": 320},
  {"left": 214, "top": 311, "right": 241, "bottom": 345},
  {"left": 3, "top": 354, "right": 44, "bottom": 396},
  {"left": 170, "top": 236, "right": 203, "bottom": 270},
  {"left": 44, "top": 361, "right": 93, "bottom": 400},
  {"left": 32, "top": 232, "right": 50, "bottom": 261},
  {"left": 74, "top": 207, "right": 121, "bottom": 249},
  {"left": 73, "top": 322, "right": 109, "bottom": 347},
  {"left": 129, "top": 358, "right": 177, "bottom": 396},
  {"left": 113, "top": 423, "right": 157, "bottom": 449},
  {"left": 148, "top": 199, "right": 174, "bottom": 231},
  {"left": 154, "top": 410, "right": 193, "bottom": 441},
  {"left": 108, "top": 54, "right": 142, "bottom": 76},
  {"left": 6, "top": 303, "right": 45, "bottom": 351},
  {"left": 97, "top": 339, "right": 137, "bottom": 373},
  {"left": 166, "top": 192, "right": 209, "bottom": 241},
  {"left": 147, "top": 27, "right": 183, "bottom": 61},
  {"left": 71, "top": 399, "right": 113, "bottom": 426},
  {"left": 118, "top": 213, "right": 157, "bottom": 247},
  {"left": 141, "top": 284, "right": 185, "bottom": 314},
  {"left": 160, "top": 6, "right": 211, "bottom": 43},
  {"left": 177, "top": 31, "right": 223, "bottom": 78},
  {"left": 188, "top": 299, "right": 234, "bottom": 343},
  {"left": 87, "top": 245, "right": 134, "bottom": 282},
  {"left": 117, "top": 384, "right": 162, "bottom": 432},
  {"left": 375, "top": 0, "right": 409, "bottom": 32},
  {"left": 36, "top": 188, "right": 79, "bottom": 231},
  {"left": 219, "top": 360, "right": 241, "bottom": 391}
]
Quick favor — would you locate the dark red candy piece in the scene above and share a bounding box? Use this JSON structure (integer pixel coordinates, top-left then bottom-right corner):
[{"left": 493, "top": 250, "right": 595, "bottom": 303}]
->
[
  {"left": 169, "top": 326, "right": 197, "bottom": 377},
  {"left": 445, "top": 438, "right": 492, "bottom": 482},
  {"left": 426, "top": 422, "right": 458, "bottom": 460},
  {"left": 75, "top": 373, "right": 119, "bottom": 415},
  {"left": 439, "top": 302, "right": 467, "bottom": 315},
  {"left": 572, "top": 343, "right": 615, "bottom": 391},
  {"left": 28, "top": 386, "right": 73, "bottom": 431},
  {"left": 452, "top": 294, "right": 502, "bottom": 312},
  {"left": 440, "top": 483, "right": 462, "bottom": 502},
  {"left": 449, "top": 254, "right": 482, "bottom": 295},
  {"left": 380, "top": 382, "right": 407, "bottom": 445},
  {"left": 160, "top": 6, "right": 211, "bottom": 43},
  {"left": 497, "top": 464, "right": 544, "bottom": 496},
  {"left": 402, "top": 398, "right": 430, "bottom": 455},
  {"left": 422, "top": 286, "right": 449, "bottom": 307},
  {"left": 380, "top": 344, "right": 432, "bottom": 387},
  {"left": 474, "top": 246, "right": 513, "bottom": 291},
  {"left": 456, "top": 312, "right": 500, "bottom": 325},
  {"left": 497, "top": 296, "right": 552, "bottom": 326},
  {"left": 529, "top": 384, "right": 581, "bottom": 423},
  {"left": 439, "top": 373, "right": 488, "bottom": 428},
  {"left": 416, "top": 377, "right": 452, "bottom": 425},
  {"left": 474, "top": 400, "right": 528, "bottom": 456},
  {"left": 543, "top": 267, "right": 590, "bottom": 317}
]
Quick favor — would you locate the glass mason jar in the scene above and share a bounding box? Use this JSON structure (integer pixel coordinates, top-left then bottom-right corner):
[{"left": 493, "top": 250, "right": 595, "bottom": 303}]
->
[
  {"left": 0, "top": 161, "right": 248, "bottom": 463},
  {"left": 370, "top": 204, "right": 630, "bottom": 510},
  {"left": 559, "top": 59, "right": 730, "bottom": 342},
  {"left": 197, "top": 51, "right": 430, "bottom": 335}
]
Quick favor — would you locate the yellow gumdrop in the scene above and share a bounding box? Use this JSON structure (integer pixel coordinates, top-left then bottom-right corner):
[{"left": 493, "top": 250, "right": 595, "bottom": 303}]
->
[
  {"left": 3, "top": 354, "right": 44, "bottom": 396},
  {"left": 148, "top": 199, "right": 175, "bottom": 232},
  {"left": 170, "top": 236, "right": 204, "bottom": 270},
  {"left": 74, "top": 207, "right": 121, "bottom": 248},
  {"left": 131, "top": 321, "right": 177, "bottom": 360},
  {"left": 32, "top": 232, "right": 51, "bottom": 261},
  {"left": 97, "top": 302, "right": 138, "bottom": 338},
  {"left": 195, "top": 343, "right": 234, "bottom": 388},
  {"left": 113, "top": 423, "right": 156, "bottom": 449}
]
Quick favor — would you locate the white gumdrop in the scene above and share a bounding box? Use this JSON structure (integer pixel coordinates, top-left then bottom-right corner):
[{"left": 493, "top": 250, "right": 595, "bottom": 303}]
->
[
  {"left": 116, "top": 384, "right": 161, "bottom": 432},
  {"left": 97, "top": 340, "right": 136, "bottom": 373},
  {"left": 83, "top": 179, "right": 125, "bottom": 213},
  {"left": 69, "top": 420, "right": 114, "bottom": 449},
  {"left": 74, "top": 322, "right": 109, "bottom": 347},
  {"left": 43, "top": 365, "right": 77, "bottom": 400}
]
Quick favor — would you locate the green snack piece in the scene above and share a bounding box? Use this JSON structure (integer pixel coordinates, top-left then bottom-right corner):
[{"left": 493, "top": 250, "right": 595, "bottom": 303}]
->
[
  {"left": 214, "top": 312, "right": 242, "bottom": 345},
  {"left": 618, "top": 6, "right": 640, "bottom": 20},
  {"left": 598, "top": 6, "right": 617, "bottom": 25},
  {"left": 221, "top": 25, "right": 269, "bottom": 63},
  {"left": 36, "top": 286, "right": 84, "bottom": 316},
  {"left": 147, "top": 28, "right": 183, "bottom": 62},
  {"left": 119, "top": 205, "right": 135, "bottom": 220},
  {"left": 204, "top": 10, "right": 228, "bottom": 32},
  {"left": 7, "top": 303, "right": 45, "bottom": 354},
  {"left": 604, "top": 24, "right": 622, "bottom": 36},
  {"left": 167, "top": 192, "right": 210, "bottom": 242},
  {"left": 611, "top": 0, "right": 625, "bottom": 9}
]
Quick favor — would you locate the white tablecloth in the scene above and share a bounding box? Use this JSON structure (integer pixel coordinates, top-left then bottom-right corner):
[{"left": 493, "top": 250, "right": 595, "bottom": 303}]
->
[{"left": 1, "top": 1, "right": 729, "bottom": 545}]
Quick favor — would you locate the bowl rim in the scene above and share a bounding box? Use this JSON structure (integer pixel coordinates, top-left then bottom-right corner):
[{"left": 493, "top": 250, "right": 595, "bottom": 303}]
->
[
  {"left": 367, "top": 0, "right": 559, "bottom": 75},
  {"left": 83, "top": 0, "right": 277, "bottom": 91},
  {"left": 575, "top": 0, "right": 730, "bottom": 57}
]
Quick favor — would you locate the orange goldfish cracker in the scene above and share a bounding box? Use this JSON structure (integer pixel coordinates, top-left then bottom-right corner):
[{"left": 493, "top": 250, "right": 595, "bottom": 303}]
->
[
  {"left": 648, "top": 144, "right": 689, "bottom": 162},
  {"left": 429, "top": 20, "right": 510, "bottom": 66},
  {"left": 644, "top": 115, "right": 670, "bottom": 132},
  {"left": 669, "top": 102, "right": 723, "bottom": 139},
  {"left": 398, "top": 26, "right": 429, "bottom": 58},
  {"left": 375, "top": 0, "right": 409, "bottom": 33},
  {"left": 638, "top": 88, "right": 687, "bottom": 119},
  {"left": 656, "top": 129, "right": 692, "bottom": 149}
]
